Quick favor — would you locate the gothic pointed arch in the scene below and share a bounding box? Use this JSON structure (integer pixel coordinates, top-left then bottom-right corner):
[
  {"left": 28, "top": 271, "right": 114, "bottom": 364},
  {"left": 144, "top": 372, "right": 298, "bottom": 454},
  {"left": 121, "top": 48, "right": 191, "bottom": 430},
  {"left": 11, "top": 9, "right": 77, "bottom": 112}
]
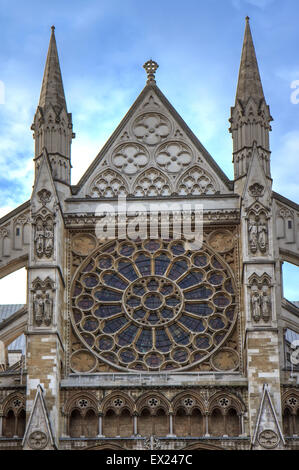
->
[
  {"left": 172, "top": 391, "right": 205, "bottom": 415},
  {"left": 87, "top": 168, "right": 129, "bottom": 198},
  {"left": 136, "top": 391, "right": 170, "bottom": 415},
  {"left": 101, "top": 391, "right": 135, "bottom": 415},
  {"left": 132, "top": 167, "right": 172, "bottom": 197},
  {"left": 175, "top": 165, "right": 218, "bottom": 196}
]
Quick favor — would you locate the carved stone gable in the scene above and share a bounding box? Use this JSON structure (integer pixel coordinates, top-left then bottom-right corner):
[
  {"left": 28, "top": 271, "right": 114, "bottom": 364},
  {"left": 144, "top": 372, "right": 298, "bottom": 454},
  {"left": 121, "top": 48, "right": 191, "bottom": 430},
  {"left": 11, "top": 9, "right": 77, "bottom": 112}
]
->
[
  {"left": 76, "top": 86, "right": 231, "bottom": 198},
  {"left": 22, "top": 385, "right": 55, "bottom": 450}
]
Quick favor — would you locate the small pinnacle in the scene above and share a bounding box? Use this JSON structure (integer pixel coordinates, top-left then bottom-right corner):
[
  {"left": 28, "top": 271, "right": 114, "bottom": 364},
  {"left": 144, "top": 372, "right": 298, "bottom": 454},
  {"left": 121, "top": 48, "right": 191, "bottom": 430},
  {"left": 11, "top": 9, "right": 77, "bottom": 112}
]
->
[
  {"left": 143, "top": 59, "right": 159, "bottom": 84},
  {"left": 245, "top": 16, "right": 250, "bottom": 22},
  {"left": 51, "top": 25, "right": 55, "bottom": 32}
]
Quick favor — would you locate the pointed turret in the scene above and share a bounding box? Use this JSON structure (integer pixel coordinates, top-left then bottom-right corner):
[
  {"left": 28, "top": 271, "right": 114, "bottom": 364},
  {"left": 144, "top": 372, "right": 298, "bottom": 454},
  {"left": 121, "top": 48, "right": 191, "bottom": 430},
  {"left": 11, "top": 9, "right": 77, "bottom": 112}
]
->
[
  {"left": 31, "top": 26, "right": 75, "bottom": 187},
  {"left": 229, "top": 17, "right": 272, "bottom": 190},
  {"left": 235, "top": 16, "right": 265, "bottom": 105},
  {"left": 38, "top": 26, "right": 67, "bottom": 112}
]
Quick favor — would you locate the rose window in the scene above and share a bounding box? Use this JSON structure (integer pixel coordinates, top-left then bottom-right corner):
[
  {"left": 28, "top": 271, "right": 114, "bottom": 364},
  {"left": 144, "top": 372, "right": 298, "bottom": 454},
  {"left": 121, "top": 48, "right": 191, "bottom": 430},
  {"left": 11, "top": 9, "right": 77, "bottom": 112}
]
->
[{"left": 71, "top": 239, "right": 237, "bottom": 372}]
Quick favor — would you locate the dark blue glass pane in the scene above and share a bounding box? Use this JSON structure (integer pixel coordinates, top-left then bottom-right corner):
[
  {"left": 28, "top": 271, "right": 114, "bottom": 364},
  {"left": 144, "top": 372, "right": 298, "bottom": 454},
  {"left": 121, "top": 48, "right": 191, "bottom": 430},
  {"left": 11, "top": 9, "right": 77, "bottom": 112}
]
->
[
  {"left": 135, "top": 254, "right": 151, "bottom": 276},
  {"left": 136, "top": 329, "right": 153, "bottom": 352},
  {"left": 103, "top": 317, "right": 127, "bottom": 333},
  {"left": 195, "top": 336, "right": 211, "bottom": 349},
  {"left": 118, "top": 261, "right": 138, "bottom": 281},
  {"left": 154, "top": 254, "right": 171, "bottom": 275},
  {"left": 94, "top": 304, "right": 122, "bottom": 318},
  {"left": 103, "top": 273, "right": 128, "bottom": 290},
  {"left": 98, "top": 256, "right": 112, "bottom": 269},
  {"left": 144, "top": 294, "right": 162, "bottom": 309},
  {"left": 168, "top": 260, "right": 188, "bottom": 280},
  {"left": 94, "top": 288, "right": 122, "bottom": 302},
  {"left": 178, "top": 270, "right": 203, "bottom": 289},
  {"left": 185, "top": 303, "right": 213, "bottom": 316},
  {"left": 180, "top": 315, "right": 205, "bottom": 332},
  {"left": 169, "top": 325, "right": 190, "bottom": 345},
  {"left": 155, "top": 329, "right": 172, "bottom": 352},
  {"left": 117, "top": 324, "right": 138, "bottom": 346},
  {"left": 184, "top": 286, "right": 212, "bottom": 300},
  {"left": 209, "top": 316, "right": 225, "bottom": 330}
]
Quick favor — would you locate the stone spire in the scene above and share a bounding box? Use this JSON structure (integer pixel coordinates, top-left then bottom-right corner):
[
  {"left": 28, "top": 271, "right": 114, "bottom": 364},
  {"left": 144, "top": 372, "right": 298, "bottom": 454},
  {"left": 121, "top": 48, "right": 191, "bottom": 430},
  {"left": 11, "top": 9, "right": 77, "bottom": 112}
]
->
[
  {"left": 235, "top": 16, "right": 265, "bottom": 106},
  {"left": 31, "top": 27, "right": 74, "bottom": 187},
  {"left": 229, "top": 17, "right": 272, "bottom": 188},
  {"left": 38, "top": 26, "right": 67, "bottom": 112}
]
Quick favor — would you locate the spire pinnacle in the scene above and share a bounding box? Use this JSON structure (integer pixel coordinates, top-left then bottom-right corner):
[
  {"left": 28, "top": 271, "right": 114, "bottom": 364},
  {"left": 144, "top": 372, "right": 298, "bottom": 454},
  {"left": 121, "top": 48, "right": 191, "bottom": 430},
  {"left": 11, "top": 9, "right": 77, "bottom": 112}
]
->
[
  {"left": 235, "top": 17, "right": 265, "bottom": 105},
  {"left": 143, "top": 60, "right": 159, "bottom": 84},
  {"left": 39, "top": 26, "right": 67, "bottom": 111}
]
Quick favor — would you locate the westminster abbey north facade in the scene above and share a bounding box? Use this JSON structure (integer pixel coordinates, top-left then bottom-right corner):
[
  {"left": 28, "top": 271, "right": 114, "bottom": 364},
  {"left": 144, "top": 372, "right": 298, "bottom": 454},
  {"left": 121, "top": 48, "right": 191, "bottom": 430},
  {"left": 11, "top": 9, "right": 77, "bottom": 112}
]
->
[{"left": 0, "top": 18, "right": 298, "bottom": 450}]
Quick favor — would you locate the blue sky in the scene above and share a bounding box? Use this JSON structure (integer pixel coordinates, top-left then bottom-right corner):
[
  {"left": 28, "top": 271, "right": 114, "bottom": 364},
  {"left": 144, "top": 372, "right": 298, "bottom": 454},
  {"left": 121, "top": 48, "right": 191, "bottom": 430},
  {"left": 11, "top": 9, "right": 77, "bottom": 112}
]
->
[{"left": 0, "top": 0, "right": 298, "bottom": 302}]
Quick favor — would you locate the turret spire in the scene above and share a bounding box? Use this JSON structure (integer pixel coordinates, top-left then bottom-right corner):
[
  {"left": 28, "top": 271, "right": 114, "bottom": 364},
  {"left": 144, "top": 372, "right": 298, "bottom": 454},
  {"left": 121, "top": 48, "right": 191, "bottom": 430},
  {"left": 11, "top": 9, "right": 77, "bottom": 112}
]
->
[
  {"left": 235, "top": 16, "right": 265, "bottom": 105},
  {"left": 229, "top": 17, "right": 272, "bottom": 188},
  {"left": 39, "top": 25, "right": 67, "bottom": 112},
  {"left": 32, "top": 27, "right": 74, "bottom": 187}
]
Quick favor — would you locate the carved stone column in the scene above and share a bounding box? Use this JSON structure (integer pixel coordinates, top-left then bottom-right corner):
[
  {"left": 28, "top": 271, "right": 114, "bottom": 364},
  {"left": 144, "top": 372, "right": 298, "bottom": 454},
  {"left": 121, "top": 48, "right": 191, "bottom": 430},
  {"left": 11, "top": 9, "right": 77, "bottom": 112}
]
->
[
  {"left": 167, "top": 412, "right": 175, "bottom": 437},
  {"left": 98, "top": 413, "right": 104, "bottom": 438}
]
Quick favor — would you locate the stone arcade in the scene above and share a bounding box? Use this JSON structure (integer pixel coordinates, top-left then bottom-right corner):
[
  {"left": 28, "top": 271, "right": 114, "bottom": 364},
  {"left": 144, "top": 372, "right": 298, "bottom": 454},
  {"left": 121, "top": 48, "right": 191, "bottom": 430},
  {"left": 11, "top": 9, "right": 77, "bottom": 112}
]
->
[{"left": 0, "top": 18, "right": 298, "bottom": 450}]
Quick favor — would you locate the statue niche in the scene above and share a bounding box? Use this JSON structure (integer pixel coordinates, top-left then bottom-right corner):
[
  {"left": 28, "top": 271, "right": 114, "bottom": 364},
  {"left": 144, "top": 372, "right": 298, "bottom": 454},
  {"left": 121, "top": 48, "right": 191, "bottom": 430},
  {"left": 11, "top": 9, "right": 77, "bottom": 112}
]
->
[
  {"left": 34, "top": 216, "right": 54, "bottom": 259},
  {"left": 249, "top": 274, "right": 272, "bottom": 323},
  {"left": 31, "top": 277, "right": 55, "bottom": 327},
  {"left": 248, "top": 212, "right": 268, "bottom": 255}
]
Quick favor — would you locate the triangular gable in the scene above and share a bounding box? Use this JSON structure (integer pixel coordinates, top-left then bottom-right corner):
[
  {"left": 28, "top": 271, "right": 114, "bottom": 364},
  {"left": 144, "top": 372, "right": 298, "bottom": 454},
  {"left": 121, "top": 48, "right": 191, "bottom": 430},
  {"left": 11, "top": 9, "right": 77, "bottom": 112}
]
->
[
  {"left": 31, "top": 149, "right": 60, "bottom": 215},
  {"left": 72, "top": 83, "right": 232, "bottom": 198},
  {"left": 242, "top": 141, "right": 272, "bottom": 208},
  {"left": 22, "top": 384, "right": 56, "bottom": 450},
  {"left": 251, "top": 383, "right": 285, "bottom": 449}
]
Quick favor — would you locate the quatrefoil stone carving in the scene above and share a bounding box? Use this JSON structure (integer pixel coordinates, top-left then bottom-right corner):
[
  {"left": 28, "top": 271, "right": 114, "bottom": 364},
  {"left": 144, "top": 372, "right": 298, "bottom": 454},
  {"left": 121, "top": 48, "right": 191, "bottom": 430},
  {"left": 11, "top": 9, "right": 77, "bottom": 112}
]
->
[
  {"left": 133, "top": 113, "right": 171, "bottom": 145},
  {"left": 112, "top": 143, "right": 148, "bottom": 175},
  {"left": 155, "top": 142, "right": 192, "bottom": 173}
]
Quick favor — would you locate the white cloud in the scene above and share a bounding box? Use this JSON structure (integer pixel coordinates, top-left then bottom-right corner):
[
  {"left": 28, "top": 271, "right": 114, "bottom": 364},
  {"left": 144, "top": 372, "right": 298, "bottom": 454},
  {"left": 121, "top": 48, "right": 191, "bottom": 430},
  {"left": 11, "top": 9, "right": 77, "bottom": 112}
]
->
[
  {"left": 0, "top": 268, "right": 27, "bottom": 304},
  {"left": 272, "top": 130, "right": 299, "bottom": 203},
  {"left": 232, "top": 0, "right": 275, "bottom": 9}
]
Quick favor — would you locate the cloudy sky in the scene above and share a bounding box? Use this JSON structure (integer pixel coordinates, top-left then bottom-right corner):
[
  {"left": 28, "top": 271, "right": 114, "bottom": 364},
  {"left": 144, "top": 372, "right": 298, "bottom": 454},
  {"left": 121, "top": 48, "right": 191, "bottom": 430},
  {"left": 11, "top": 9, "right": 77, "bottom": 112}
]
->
[{"left": 0, "top": 0, "right": 298, "bottom": 302}]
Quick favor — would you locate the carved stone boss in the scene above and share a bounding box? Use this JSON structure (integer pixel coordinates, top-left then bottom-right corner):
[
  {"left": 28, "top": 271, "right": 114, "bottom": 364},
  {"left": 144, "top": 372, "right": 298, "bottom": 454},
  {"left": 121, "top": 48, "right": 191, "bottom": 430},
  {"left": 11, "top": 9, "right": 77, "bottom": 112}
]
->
[{"left": 31, "top": 277, "right": 55, "bottom": 327}]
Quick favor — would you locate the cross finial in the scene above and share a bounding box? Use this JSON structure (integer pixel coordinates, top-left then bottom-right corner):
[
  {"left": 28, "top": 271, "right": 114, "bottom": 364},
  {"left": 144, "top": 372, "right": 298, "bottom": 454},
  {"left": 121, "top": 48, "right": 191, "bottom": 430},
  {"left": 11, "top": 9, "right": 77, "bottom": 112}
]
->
[
  {"left": 51, "top": 25, "right": 55, "bottom": 32},
  {"left": 245, "top": 16, "right": 250, "bottom": 22},
  {"left": 143, "top": 60, "right": 159, "bottom": 84}
]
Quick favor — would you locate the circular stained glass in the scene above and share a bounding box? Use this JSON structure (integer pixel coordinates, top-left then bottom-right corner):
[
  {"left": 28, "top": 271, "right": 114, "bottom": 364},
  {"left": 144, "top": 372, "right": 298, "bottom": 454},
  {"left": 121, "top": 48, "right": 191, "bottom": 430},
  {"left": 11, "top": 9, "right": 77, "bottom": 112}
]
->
[{"left": 71, "top": 239, "right": 237, "bottom": 371}]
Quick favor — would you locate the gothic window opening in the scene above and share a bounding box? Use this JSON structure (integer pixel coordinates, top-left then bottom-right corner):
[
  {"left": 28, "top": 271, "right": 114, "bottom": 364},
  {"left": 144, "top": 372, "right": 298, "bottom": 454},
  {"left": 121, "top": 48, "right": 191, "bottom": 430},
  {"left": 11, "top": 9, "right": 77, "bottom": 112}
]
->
[
  {"left": 3, "top": 406, "right": 26, "bottom": 438},
  {"left": 69, "top": 406, "right": 98, "bottom": 438},
  {"left": 209, "top": 409, "right": 225, "bottom": 436}
]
